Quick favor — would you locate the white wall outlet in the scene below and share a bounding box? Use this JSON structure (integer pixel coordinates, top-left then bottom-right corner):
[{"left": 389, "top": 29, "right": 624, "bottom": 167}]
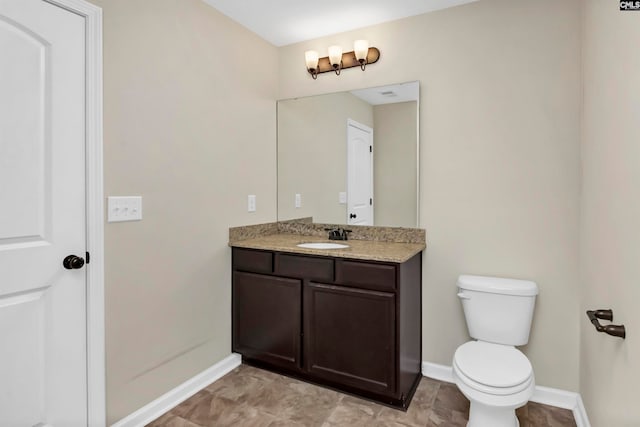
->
[
  {"left": 248, "top": 195, "right": 256, "bottom": 212},
  {"left": 107, "top": 196, "right": 142, "bottom": 222},
  {"left": 295, "top": 193, "right": 302, "bottom": 208},
  {"left": 339, "top": 192, "right": 347, "bottom": 204}
]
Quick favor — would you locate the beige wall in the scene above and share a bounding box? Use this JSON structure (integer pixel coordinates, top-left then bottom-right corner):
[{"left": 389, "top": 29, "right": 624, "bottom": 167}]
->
[
  {"left": 90, "top": 0, "right": 278, "bottom": 423},
  {"left": 581, "top": 1, "right": 640, "bottom": 425},
  {"left": 277, "top": 92, "right": 373, "bottom": 224},
  {"left": 374, "top": 101, "right": 418, "bottom": 227},
  {"left": 279, "top": 0, "right": 582, "bottom": 391}
]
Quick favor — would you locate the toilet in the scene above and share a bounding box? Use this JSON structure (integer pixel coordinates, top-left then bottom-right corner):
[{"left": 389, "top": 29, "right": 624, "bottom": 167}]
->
[{"left": 452, "top": 275, "right": 539, "bottom": 427}]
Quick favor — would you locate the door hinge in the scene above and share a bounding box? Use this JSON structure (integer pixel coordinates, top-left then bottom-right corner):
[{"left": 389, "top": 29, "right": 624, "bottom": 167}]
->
[
  {"left": 369, "top": 145, "right": 372, "bottom": 153},
  {"left": 369, "top": 198, "right": 373, "bottom": 205},
  {"left": 86, "top": 251, "right": 90, "bottom": 264}
]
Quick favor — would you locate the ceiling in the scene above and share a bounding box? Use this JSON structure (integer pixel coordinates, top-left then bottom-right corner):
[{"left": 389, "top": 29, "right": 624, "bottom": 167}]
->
[{"left": 202, "top": 0, "right": 479, "bottom": 47}]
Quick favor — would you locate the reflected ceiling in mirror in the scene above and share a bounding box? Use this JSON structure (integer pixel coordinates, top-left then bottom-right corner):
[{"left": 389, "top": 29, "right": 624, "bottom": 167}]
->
[{"left": 277, "top": 81, "right": 419, "bottom": 228}]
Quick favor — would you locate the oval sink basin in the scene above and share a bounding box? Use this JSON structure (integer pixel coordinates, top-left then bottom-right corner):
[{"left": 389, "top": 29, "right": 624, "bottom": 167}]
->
[{"left": 296, "top": 242, "right": 349, "bottom": 250}]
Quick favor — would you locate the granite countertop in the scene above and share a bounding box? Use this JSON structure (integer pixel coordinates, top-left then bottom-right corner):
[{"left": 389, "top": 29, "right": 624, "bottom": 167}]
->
[{"left": 229, "top": 233, "right": 425, "bottom": 263}]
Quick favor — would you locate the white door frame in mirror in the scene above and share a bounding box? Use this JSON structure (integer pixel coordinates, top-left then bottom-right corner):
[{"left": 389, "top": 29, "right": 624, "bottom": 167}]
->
[{"left": 45, "top": 0, "right": 105, "bottom": 425}]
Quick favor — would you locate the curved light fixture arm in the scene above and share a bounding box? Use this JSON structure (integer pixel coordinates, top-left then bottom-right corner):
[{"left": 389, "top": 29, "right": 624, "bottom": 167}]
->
[{"left": 334, "top": 61, "right": 342, "bottom": 75}]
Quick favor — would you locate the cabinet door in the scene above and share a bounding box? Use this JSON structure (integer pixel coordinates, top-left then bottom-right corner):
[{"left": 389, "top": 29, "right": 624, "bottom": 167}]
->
[
  {"left": 233, "top": 271, "right": 301, "bottom": 370},
  {"left": 304, "top": 282, "right": 396, "bottom": 395}
]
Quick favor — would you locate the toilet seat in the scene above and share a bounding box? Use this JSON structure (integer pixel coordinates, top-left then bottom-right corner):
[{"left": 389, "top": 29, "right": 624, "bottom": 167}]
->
[{"left": 453, "top": 341, "right": 533, "bottom": 396}]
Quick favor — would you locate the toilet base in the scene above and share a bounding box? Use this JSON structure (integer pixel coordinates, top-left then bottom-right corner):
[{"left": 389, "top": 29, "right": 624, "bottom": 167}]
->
[{"left": 467, "top": 401, "right": 519, "bottom": 427}]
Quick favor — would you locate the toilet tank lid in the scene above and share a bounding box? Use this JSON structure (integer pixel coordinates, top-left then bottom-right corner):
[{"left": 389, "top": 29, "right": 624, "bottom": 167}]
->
[{"left": 457, "top": 275, "right": 538, "bottom": 296}]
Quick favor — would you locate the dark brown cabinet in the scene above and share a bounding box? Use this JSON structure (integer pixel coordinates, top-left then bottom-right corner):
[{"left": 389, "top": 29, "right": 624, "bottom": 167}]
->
[
  {"left": 232, "top": 271, "right": 301, "bottom": 371},
  {"left": 232, "top": 247, "right": 422, "bottom": 409},
  {"left": 304, "top": 282, "right": 396, "bottom": 395}
]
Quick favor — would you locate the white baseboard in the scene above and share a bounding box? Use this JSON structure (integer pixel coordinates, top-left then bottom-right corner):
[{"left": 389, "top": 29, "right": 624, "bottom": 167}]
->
[
  {"left": 531, "top": 385, "right": 578, "bottom": 410},
  {"left": 421, "top": 361, "right": 454, "bottom": 383},
  {"left": 573, "top": 394, "right": 591, "bottom": 427},
  {"left": 421, "top": 361, "right": 590, "bottom": 427},
  {"left": 111, "top": 353, "right": 242, "bottom": 427}
]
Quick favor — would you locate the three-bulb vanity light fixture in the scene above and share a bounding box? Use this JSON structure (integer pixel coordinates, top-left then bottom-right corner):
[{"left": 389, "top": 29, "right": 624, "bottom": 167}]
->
[{"left": 304, "top": 40, "right": 380, "bottom": 79}]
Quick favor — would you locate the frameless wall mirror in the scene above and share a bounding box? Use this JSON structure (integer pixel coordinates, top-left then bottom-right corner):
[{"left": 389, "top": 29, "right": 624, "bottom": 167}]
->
[{"left": 277, "top": 81, "right": 419, "bottom": 228}]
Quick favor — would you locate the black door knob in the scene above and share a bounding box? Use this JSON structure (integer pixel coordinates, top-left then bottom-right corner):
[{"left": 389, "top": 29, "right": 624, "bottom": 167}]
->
[
  {"left": 63, "top": 255, "right": 85, "bottom": 270},
  {"left": 349, "top": 213, "right": 357, "bottom": 219}
]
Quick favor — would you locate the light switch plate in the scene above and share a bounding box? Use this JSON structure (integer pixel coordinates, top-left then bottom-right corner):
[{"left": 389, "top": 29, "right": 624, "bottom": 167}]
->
[
  {"left": 248, "top": 195, "right": 256, "bottom": 212},
  {"left": 339, "top": 192, "right": 347, "bottom": 204},
  {"left": 295, "top": 193, "right": 301, "bottom": 208},
  {"left": 107, "top": 196, "right": 142, "bottom": 222}
]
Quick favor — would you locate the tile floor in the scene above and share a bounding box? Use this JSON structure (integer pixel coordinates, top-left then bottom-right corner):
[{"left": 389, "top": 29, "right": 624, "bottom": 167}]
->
[{"left": 147, "top": 364, "right": 577, "bottom": 427}]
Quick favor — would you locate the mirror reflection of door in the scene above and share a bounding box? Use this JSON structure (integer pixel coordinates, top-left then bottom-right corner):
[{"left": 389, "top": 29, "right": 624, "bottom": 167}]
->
[{"left": 347, "top": 119, "right": 373, "bottom": 226}]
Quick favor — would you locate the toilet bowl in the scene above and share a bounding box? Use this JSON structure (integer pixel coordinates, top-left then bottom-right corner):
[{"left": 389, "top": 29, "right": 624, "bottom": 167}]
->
[
  {"left": 453, "top": 341, "right": 535, "bottom": 427},
  {"left": 453, "top": 275, "right": 538, "bottom": 427}
]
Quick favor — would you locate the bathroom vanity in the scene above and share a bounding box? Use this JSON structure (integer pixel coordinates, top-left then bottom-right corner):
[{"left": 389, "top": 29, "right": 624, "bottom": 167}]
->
[{"left": 230, "top": 231, "right": 424, "bottom": 409}]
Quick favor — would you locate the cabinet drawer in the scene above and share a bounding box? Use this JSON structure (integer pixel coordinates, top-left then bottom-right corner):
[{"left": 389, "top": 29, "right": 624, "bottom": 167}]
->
[
  {"left": 276, "top": 253, "right": 334, "bottom": 282},
  {"left": 336, "top": 260, "right": 396, "bottom": 291},
  {"left": 233, "top": 248, "right": 273, "bottom": 274}
]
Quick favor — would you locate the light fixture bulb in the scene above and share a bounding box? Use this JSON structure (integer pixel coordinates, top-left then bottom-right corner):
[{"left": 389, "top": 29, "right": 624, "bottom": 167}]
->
[
  {"left": 328, "top": 45, "right": 343, "bottom": 68},
  {"left": 354, "top": 40, "right": 369, "bottom": 61},
  {"left": 304, "top": 50, "right": 319, "bottom": 71}
]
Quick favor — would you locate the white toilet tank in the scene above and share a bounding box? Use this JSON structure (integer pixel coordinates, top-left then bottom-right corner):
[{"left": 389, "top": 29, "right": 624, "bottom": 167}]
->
[{"left": 457, "top": 275, "right": 538, "bottom": 346}]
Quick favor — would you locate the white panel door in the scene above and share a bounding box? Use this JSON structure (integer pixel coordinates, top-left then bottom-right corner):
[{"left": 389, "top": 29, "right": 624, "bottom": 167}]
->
[
  {"left": 0, "top": 0, "right": 87, "bottom": 425},
  {"left": 347, "top": 119, "right": 373, "bottom": 226}
]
